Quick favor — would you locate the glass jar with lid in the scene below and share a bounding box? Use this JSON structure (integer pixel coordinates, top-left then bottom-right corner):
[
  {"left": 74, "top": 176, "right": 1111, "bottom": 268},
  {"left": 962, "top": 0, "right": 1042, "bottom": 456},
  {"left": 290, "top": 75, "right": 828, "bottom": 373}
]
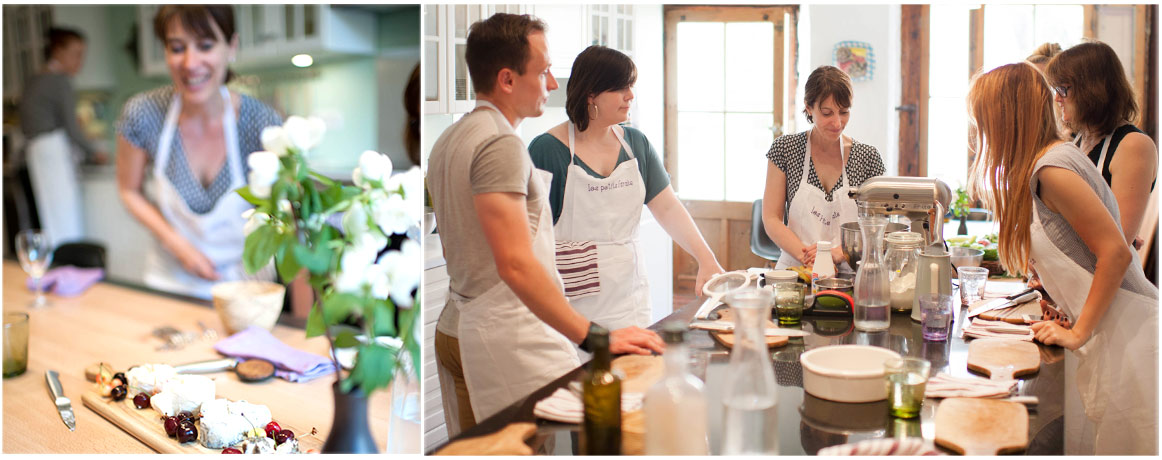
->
[{"left": 884, "top": 232, "right": 923, "bottom": 312}]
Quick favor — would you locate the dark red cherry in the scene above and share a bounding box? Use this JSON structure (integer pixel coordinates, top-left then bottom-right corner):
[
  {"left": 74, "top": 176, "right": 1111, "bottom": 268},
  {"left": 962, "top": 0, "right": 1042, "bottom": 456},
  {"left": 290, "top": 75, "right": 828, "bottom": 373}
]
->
[
  {"left": 110, "top": 385, "right": 127, "bottom": 401},
  {"left": 265, "top": 421, "right": 282, "bottom": 438},
  {"left": 177, "top": 421, "right": 198, "bottom": 443},
  {"left": 133, "top": 392, "right": 151, "bottom": 409},
  {"left": 274, "top": 429, "right": 294, "bottom": 445},
  {"left": 164, "top": 416, "right": 180, "bottom": 437},
  {"left": 222, "top": 448, "right": 242, "bottom": 454}
]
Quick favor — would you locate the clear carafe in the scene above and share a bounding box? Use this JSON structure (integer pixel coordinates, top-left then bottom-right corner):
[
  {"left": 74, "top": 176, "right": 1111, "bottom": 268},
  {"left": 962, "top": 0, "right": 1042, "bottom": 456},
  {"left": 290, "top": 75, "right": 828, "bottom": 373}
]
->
[
  {"left": 884, "top": 232, "right": 923, "bottom": 312},
  {"left": 721, "top": 288, "right": 779, "bottom": 455},
  {"left": 854, "top": 216, "right": 891, "bottom": 331}
]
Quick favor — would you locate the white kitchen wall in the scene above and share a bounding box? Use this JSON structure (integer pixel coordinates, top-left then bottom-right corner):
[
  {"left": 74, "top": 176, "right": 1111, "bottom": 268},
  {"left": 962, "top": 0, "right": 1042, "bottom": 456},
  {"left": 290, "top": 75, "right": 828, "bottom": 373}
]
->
[
  {"left": 52, "top": 6, "right": 116, "bottom": 90},
  {"left": 800, "top": 4, "right": 901, "bottom": 174}
]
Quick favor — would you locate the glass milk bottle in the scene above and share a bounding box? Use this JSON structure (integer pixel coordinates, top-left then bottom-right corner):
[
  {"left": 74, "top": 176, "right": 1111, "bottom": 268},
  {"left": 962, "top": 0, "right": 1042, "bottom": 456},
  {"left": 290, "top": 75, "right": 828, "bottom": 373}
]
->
[
  {"left": 854, "top": 216, "right": 891, "bottom": 331},
  {"left": 721, "top": 288, "right": 779, "bottom": 455},
  {"left": 884, "top": 232, "right": 922, "bottom": 312},
  {"left": 644, "top": 323, "right": 708, "bottom": 455}
]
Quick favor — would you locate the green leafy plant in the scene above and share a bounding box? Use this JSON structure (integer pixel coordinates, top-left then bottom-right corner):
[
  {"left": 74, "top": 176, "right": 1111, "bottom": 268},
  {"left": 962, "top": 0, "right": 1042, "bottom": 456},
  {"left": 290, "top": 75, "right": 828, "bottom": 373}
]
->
[
  {"left": 951, "top": 186, "right": 972, "bottom": 219},
  {"left": 237, "top": 116, "right": 423, "bottom": 395}
]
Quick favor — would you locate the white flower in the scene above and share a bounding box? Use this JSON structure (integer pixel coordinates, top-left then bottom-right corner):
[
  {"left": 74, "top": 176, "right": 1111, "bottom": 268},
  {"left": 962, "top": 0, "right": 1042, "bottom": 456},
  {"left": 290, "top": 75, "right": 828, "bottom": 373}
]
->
[
  {"left": 353, "top": 150, "right": 392, "bottom": 188},
  {"left": 370, "top": 192, "right": 412, "bottom": 236},
  {"left": 365, "top": 262, "right": 390, "bottom": 300},
  {"left": 283, "top": 116, "right": 327, "bottom": 152},
  {"left": 342, "top": 201, "right": 372, "bottom": 239},
  {"left": 247, "top": 151, "right": 280, "bottom": 199},
  {"left": 260, "top": 126, "right": 293, "bottom": 156},
  {"left": 333, "top": 243, "right": 378, "bottom": 294},
  {"left": 376, "top": 239, "right": 421, "bottom": 307},
  {"left": 241, "top": 209, "right": 270, "bottom": 236},
  {"left": 277, "top": 199, "right": 293, "bottom": 215}
]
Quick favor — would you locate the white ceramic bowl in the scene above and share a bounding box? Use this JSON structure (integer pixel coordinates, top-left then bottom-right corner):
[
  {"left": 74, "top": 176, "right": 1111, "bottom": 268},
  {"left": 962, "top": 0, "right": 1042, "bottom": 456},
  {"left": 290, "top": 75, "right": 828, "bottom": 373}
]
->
[{"left": 800, "top": 345, "right": 901, "bottom": 403}]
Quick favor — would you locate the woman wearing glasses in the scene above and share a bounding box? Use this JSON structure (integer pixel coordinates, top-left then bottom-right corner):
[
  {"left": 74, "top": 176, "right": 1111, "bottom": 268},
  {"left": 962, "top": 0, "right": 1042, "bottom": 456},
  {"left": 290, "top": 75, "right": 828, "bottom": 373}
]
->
[{"left": 1045, "top": 41, "right": 1157, "bottom": 251}]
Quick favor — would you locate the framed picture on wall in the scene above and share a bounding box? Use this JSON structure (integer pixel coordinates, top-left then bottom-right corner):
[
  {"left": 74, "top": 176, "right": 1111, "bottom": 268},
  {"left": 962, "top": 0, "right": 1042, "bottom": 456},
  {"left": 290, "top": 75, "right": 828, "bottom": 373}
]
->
[{"left": 834, "top": 40, "right": 875, "bottom": 82}]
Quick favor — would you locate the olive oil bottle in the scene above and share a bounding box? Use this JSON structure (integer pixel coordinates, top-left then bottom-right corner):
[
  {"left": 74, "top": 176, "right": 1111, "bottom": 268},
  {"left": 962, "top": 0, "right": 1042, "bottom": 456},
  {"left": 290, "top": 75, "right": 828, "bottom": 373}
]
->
[{"left": 581, "top": 327, "right": 621, "bottom": 455}]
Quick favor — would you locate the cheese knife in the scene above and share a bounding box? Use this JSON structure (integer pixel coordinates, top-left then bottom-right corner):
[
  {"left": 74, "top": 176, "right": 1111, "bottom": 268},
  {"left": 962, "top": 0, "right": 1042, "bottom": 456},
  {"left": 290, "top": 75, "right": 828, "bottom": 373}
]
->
[
  {"left": 45, "top": 370, "right": 76, "bottom": 431},
  {"left": 966, "top": 288, "right": 1039, "bottom": 319}
]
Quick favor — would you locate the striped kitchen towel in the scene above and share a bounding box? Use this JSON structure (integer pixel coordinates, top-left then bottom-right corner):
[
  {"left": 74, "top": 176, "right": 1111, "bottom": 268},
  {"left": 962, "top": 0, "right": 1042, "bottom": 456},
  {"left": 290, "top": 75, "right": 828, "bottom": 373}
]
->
[{"left": 556, "top": 240, "right": 600, "bottom": 300}]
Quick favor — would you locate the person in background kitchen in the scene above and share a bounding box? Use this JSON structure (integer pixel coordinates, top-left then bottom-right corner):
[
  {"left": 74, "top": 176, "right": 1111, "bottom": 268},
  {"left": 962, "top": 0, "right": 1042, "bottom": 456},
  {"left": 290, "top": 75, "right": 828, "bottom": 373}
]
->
[
  {"left": 1045, "top": 41, "right": 1157, "bottom": 264},
  {"left": 20, "top": 27, "right": 108, "bottom": 248},
  {"left": 967, "top": 62, "right": 1157, "bottom": 455},
  {"left": 527, "top": 45, "right": 724, "bottom": 335},
  {"left": 116, "top": 5, "right": 280, "bottom": 299},
  {"left": 761, "top": 65, "right": 886, "bottom": 271},
  {"left": 1025, "top": 42, "right": 1061, "bottom": 74},
  {"left": 427, "top": 13, "right": 664, "bottom": 432}
]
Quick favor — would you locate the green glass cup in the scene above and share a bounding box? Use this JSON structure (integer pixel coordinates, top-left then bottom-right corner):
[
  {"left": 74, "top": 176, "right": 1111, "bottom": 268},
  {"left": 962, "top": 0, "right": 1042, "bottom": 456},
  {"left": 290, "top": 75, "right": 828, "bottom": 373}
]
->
[
  {"left": 774, "top": 282, "right": 804, "bottom": 325},
  {"left": 4, "top": 312, "right": 29, "bottom": 378},
  {"left": 884, "top": 357, "right": 930, "bottom": 418}
]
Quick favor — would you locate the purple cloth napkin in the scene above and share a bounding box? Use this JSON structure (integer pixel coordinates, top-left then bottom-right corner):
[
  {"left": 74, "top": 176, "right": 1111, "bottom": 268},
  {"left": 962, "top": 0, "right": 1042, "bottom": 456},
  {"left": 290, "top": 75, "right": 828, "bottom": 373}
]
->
[
  {"left": 26, "top": 266, "right": 104, "bottom": 297},
  {"left": 214, "top": 326, "right": 336, "bottom": 382}
]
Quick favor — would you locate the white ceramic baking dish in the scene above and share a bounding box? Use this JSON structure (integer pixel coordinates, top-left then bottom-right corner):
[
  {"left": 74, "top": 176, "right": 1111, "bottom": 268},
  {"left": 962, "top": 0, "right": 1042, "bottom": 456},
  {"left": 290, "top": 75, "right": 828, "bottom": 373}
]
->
[{"left": 800, "top": 345, "right": 901, "bottom": 403}]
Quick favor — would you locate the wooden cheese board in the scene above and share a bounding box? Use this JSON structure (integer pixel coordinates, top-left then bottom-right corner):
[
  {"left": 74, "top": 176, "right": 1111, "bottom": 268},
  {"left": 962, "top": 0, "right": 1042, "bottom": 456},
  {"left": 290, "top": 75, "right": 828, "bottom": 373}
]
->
[
  {"left": 708, "top": 308, "right": 789, "bottom": 349},
  {"left": 934, "top": 398, "right": 1028, "bottom": 455},
  {"left": 81, "top": 391, "right": 324, "bottom": 454},
  {"left": 966, "top": 338, "right": 1040, "bottom": 380}
]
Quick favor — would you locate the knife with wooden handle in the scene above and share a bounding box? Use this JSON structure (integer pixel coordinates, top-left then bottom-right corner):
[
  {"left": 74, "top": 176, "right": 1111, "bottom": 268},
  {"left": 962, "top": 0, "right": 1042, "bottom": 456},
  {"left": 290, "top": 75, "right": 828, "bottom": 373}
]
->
[{"left": 45, "top": 370, "right": 76, "bottom": 431}]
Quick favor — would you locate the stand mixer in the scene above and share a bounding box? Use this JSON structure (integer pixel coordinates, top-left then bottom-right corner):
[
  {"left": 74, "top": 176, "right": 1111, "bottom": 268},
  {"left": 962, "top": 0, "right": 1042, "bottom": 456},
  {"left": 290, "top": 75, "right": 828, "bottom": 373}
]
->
[{"left": 847, "top": 177, "right": 953, "bottom": 320}]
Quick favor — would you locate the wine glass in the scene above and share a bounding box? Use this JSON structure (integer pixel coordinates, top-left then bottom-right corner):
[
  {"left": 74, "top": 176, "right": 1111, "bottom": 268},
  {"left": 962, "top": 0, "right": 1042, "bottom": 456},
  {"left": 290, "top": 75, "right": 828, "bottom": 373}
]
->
[{"left": 16, "top": 230, "right": 53, "bottom": 307}]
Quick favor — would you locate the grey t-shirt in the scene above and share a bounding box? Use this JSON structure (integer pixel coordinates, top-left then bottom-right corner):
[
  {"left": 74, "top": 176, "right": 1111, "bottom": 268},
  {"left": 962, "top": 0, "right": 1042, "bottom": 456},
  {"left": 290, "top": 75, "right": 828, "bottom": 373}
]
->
[
  {"left": 19, "top": 72, "right": 96, "bottom": 159},
  {"left": 427, "top": 107, "right": 553, "bottom": 337},
  {"left": 1032, "top": 142, "right": 1157, "bottom": 298}
]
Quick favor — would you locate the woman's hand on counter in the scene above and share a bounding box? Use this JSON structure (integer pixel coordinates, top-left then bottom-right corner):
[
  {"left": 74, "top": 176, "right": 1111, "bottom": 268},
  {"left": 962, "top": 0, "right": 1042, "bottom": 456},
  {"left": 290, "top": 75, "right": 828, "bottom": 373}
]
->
[
  {"left": 610, "top": 326, "right": 665, "bottom": 355},
  {"left": 1031, "top": 320, "right": 1088, "bottom": 350}
]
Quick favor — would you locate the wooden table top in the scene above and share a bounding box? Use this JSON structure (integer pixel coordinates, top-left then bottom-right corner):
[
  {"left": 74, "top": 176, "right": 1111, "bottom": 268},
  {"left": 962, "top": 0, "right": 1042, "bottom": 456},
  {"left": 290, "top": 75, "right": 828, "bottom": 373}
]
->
[{"left": 1, "top": 261, "right": 391, "bottom": 453}]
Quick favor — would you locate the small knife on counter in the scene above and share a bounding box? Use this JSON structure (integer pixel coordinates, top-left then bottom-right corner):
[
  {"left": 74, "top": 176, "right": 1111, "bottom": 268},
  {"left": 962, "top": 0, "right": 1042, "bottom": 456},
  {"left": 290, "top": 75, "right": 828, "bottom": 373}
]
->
[
  {"left": 45, "top": 370, "right": 76, "bottom": 431},
  {"left": 966, "top": 288, "right": 1040, "bottom": 319},
  {"left": 689, "top": 320, "right": 811, "bottom": 337}
]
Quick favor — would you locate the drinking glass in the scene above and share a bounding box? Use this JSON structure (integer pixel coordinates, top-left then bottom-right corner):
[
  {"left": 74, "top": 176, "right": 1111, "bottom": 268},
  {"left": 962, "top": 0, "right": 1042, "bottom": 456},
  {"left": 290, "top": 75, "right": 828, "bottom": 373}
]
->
[
  {"left": 957, "top": 266, "right": 989, "bottom": 305},
  {"left": 774, "top": 282, "right": 804, "bottom": 325},
  {"left": 884, "top": 357, "right": 931, "bottom": 418},
  {"left": 16, "top": 230, "right": 53, "bottom": 307},
  {"left": 3, "top": 313, "right": 30, "bottom": 378},
  {"left": 919, "top": 293, "right": 955, "bottom": 341}
]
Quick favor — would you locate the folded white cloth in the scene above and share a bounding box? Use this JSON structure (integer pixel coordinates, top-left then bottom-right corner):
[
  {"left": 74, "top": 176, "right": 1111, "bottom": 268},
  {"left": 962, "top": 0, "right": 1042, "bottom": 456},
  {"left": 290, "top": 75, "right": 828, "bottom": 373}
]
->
[
  {"left": 962, "top": 318, "right": 1034, "bottom": 341},
  {"left": 924, "top": 372, "right": 1017, "bottom": 399},
  {"left": 532, "top": 387, "right": 644, "bottom": 424},
  {"left": 816, "top": 438, "right": 944, "bottom": 456}
]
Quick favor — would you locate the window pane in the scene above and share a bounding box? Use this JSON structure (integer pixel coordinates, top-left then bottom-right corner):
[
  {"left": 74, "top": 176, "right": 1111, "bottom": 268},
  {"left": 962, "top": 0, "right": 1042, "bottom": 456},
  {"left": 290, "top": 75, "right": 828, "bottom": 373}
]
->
[
  {"left": 424, "top": 5, "right": 438, "bottom": 35},
  {"left": 455, "top": 5, "right": 467, "bottom": 38},
  {"left": 928, "top": 4, "right": 970, "bottom": 98},
  {"left": 927, "top": 97, "right": 970, "bottom": 189},
  {"left": 725, "top": 22, "right": 773, "bottom": 113},
  {"left": 983, "top": 5, "right": 1034, "bottom": 72},
  {"left": 724, "top": 113, "right": 775, "bottom": 202},
  {"left": 677, "top": 22, "right": 724, "bottom": 112},
  {"left": 677, "top": 112, "right": 725, "bottom": 200},
  {"left": 1033, "top": 5, "right": 1083, "bottom": 51},
  {"left": 455, "top": 44, "right": 470, "bottom": 101}
]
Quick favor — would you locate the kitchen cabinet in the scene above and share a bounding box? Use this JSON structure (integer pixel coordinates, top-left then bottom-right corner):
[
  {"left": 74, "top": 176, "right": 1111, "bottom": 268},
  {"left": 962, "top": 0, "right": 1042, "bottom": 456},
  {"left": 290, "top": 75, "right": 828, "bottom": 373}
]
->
[
  {"left": 136, "top": 5, "right": 376, "bottom": 77},
  {"left": 425, "top": 4, "right": 637, "bottom": 114},
  {"left": 424, "top": 5, "right": 527, "bottom": 114},
  {"left": 422, "top": 234, "right": 450, "bottom": 448},
  {"left": 2, "top": 5, "right": 53, "bottom": 101}
]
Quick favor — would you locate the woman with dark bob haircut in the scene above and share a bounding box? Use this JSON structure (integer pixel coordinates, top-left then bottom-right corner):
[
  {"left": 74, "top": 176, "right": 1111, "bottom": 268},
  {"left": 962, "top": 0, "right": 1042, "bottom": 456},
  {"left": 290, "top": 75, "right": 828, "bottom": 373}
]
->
[
  {"left": 761, "top": 65, "right": 885, "bottom": 271},
  {"left": 1045, "top": 41, "right": 1158, "bottom": 251},
  {"left": 116, "top": 5, "right": 282, "bottom": 299},
  {"left": 527, "top": 45, "right": 723, "bottom": 337}
]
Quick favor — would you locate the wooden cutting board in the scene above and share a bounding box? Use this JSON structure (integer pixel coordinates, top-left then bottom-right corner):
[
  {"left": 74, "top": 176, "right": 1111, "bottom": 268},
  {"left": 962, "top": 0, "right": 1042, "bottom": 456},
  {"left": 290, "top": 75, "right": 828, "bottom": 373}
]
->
[
  {"left": 934, "top": 398, "right": 1028, "bottom": 455},
  {"left": 708, "top": 308, "right": 789, "bottom": 349},
  {"left": 977, "top": 299, "right": 1041, "bottom": 324},
  {"left": 433, "top": 422, "right": 536, "bottom": 455},
  {"left": 81, "top": 391, "right": 324, "bottom": 454},
  {"left": 967, "top": 338, "right": 1040, "bottom": 380}
]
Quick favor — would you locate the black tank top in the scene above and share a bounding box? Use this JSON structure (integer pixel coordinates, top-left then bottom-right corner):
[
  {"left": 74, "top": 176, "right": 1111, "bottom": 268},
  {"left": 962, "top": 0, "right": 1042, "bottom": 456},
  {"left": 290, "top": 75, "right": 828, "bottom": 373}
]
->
[{"left": 1077, "top": 124, "right": 1155, "bottom": 191}]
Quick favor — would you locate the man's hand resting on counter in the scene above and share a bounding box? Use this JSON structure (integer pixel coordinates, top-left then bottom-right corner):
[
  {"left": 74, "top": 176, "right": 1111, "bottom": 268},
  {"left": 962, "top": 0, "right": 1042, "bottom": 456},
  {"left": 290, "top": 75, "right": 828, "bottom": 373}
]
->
[{"left": 611, "top": 326, "right": 666, "bottom": 355}]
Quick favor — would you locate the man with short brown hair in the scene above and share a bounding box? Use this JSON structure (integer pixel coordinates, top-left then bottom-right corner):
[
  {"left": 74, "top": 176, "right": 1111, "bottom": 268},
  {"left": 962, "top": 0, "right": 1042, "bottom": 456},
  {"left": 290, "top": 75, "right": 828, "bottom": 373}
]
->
[{"left": 428, "top": 13, "right": 664, "bottom": 428}]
